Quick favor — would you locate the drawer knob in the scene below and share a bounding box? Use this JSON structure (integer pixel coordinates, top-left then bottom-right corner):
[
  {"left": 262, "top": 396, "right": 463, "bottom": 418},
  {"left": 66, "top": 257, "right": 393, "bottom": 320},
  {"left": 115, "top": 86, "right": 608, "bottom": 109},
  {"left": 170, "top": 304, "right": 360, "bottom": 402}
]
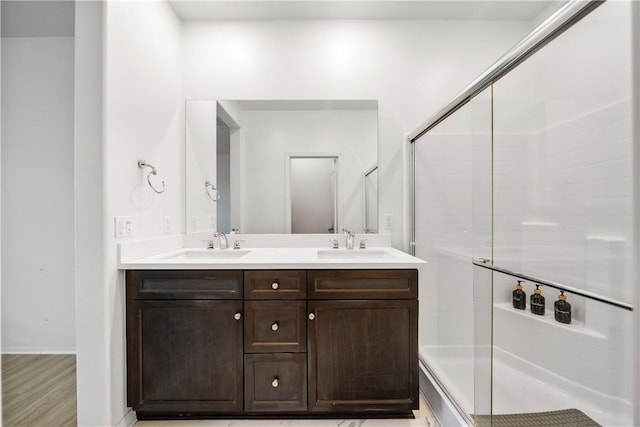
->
[
  {"left": 271, "top": 282, "right": 279, "bottom": 290},
  {"left": 308, "top": 313, "right": 315, "bottom": 321},
  {"left": 271, "top": 322, "right": 279, "bottom": 331},
  {"left": 234, "top": 312, "right": 242, "bottom": 321},
  {"left": 271, "top": 378, "right": 279, "bottom": 388}
]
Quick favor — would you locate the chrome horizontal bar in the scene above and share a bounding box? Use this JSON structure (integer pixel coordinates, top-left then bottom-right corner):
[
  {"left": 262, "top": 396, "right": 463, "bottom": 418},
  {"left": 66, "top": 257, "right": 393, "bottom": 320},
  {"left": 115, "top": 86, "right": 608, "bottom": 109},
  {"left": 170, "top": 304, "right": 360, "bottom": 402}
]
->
[
  {"left": 409, "top": 0, "right": 604, "bottom": 142},
  {"left": 472, "top": 259, "right": 634, "bottom": 311}
]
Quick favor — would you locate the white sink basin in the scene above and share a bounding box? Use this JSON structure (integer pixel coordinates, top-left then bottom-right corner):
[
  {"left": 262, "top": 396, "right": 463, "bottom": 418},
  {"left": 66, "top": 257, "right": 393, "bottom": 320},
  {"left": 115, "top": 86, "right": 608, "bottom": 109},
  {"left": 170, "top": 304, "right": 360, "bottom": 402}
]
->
[
  {"left": 316, "top": 249, "right": 396, "bottom": 260},
  {"left": 162, "top": 249, "right": 250, "bottom": 260}
]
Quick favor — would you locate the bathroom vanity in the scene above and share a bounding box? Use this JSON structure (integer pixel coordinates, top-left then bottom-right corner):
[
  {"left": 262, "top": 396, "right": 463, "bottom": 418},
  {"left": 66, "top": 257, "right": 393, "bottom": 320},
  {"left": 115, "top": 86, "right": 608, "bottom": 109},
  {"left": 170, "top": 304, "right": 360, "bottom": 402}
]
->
[{"left": 121, "top": 245, "right": 423, "bottom": 419}]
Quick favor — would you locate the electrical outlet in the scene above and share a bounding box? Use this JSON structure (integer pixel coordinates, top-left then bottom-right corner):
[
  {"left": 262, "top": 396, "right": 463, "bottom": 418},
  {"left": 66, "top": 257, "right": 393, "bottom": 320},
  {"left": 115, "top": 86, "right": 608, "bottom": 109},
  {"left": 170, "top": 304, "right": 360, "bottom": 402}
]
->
[
  {"left": 384, "top": 214, "right": 393, "bottom": 230},
  {"left": 163, "top": 216, "right": 171, "bottom": 234},
  {"left": 115, "top": 216, "right": 134, "bottom": 238}
]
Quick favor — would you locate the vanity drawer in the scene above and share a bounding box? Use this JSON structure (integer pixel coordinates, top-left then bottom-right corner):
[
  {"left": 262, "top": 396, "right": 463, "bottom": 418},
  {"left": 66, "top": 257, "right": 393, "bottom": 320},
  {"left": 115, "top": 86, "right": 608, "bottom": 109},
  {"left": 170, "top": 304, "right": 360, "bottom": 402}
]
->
[
  {"left": 127, "top": 270, "right": 242, "bottom": 300},
  {"left": 307, "top": 269, "right": 418, "bottom": 300},
  {"left": 244, "top": 270, "right": 306, "bottom": 299},
  {"left": 244, "top": 300, "right": 307, "bottom": 353},
  {"left": 244, "top": 353, "right": 307, "bottom": 412}
]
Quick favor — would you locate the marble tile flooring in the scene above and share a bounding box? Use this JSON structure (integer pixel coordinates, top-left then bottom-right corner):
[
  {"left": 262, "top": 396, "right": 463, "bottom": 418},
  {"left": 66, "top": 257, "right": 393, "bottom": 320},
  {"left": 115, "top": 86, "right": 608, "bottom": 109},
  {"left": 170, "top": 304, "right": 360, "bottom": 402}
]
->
[{"left": 135, "top": 396, "right": 440, "bottom": 427}]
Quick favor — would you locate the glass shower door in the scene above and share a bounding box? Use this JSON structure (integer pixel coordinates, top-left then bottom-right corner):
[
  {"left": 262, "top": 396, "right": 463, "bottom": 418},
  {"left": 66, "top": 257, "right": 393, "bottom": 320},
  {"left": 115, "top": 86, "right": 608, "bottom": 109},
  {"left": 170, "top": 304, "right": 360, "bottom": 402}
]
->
[
  {"left": 414, "top": 88, "right": 492, "bottom": 423},
  {"left": 488, "top": 1, "right": 636, "bottom": 425}
]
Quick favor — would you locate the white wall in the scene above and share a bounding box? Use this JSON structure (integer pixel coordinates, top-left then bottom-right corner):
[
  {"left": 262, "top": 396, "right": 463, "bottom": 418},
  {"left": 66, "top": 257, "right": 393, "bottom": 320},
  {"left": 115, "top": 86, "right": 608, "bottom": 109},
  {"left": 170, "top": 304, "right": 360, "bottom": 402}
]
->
[
  {"left": 105, "top": 0, "right": 183, "bottom": 423},
  {"left": 1, "top": 4, "right": 75, "bottom": 353},
  {"left": 75, "top": 1, "right": 183, "bottom": 425},
  {"left": 181, "top": 19, "right": 531, "bottom": 249}
]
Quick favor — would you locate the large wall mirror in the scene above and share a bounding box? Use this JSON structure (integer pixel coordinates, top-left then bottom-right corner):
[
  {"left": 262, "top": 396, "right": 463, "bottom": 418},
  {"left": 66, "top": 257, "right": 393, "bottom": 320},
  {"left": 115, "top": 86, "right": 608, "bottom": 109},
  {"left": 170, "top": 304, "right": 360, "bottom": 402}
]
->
[{"left": 185, "top": 99, "right": 378, "bottom": 234}]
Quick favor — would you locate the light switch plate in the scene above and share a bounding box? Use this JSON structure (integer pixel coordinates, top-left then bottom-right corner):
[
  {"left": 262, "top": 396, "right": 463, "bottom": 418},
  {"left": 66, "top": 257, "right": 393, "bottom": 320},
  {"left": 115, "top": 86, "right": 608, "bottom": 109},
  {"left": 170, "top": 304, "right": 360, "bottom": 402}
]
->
[
  {"left": 115, "top": 216, "right": 134, "bottom": 238},
  {"left": 384, "top": 214, "right": 393, "bottom": 230}
]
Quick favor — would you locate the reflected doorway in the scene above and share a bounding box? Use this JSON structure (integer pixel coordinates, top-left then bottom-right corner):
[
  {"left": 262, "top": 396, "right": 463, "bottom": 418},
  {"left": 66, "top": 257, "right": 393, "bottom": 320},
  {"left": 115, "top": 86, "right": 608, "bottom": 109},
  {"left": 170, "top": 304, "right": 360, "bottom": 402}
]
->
[
  {"left": 289, "top": 156, "right": 338, "bottom": 234},
  {"left": 216, "top": 117, "right": 231, "bottom": 233}
]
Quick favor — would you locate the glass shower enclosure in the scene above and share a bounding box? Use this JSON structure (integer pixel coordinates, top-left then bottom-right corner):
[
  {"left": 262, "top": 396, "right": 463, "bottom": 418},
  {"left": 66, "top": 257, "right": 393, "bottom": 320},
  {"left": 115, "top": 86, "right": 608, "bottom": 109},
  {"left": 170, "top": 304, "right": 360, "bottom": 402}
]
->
[{"left": 412, "top": 1, "right": 638, "bottom": 425}]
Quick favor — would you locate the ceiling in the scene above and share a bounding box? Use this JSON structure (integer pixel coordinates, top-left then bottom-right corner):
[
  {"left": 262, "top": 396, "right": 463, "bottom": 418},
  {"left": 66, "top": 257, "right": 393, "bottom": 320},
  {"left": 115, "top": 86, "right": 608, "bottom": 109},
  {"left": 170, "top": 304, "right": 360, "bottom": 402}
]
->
[{"left": 169, "top": 0, "right": 565, "bottom": 22}]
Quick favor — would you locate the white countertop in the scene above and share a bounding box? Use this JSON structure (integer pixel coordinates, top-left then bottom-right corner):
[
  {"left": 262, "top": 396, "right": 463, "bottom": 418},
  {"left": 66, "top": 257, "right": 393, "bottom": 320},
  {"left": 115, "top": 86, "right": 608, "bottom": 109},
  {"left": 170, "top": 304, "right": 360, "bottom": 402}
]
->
[{"left": 119, "top": 246, "right": 426, "bottom": 270}]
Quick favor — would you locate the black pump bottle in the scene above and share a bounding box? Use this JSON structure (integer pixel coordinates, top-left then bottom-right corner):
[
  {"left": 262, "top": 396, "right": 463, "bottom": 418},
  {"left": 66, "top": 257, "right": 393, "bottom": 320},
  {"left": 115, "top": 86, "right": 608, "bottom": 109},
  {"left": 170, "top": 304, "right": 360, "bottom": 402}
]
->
[
  {"left": 512, "top": 280, "right": 526, "bottom": 310},
  {"left": 554, "top": 291, "right": 572, "bottom": 324},
  {"left": 530, "top": 284, "right": 545, "bottom": 315}
]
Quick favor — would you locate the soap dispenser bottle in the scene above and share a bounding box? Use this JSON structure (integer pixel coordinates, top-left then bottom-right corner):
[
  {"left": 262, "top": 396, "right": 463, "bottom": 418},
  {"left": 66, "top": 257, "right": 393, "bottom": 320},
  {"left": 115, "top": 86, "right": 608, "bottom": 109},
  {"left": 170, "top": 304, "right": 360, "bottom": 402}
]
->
[
  {"left": 512, "top": 280, "right": 526, "bottom": 310},
  {"left": 530, "top": 284, "right": 545, "bottom": 315},
  {"left": 554, "top": 291, "right": 572, "bottom": 324}
]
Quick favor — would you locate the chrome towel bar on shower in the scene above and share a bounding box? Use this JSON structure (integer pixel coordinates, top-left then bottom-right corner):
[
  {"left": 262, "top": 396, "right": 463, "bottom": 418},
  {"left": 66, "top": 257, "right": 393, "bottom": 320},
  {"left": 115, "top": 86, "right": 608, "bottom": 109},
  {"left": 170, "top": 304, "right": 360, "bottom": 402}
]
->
[{"left": 473, "top": 259, "right": 633, "bottom": 311}]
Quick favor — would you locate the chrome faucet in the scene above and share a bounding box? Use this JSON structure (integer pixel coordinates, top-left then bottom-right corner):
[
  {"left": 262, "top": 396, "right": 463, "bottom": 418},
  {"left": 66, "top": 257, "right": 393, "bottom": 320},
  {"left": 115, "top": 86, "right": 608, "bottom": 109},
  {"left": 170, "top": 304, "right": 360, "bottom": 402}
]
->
[
  {"left": 343, "top": 229, "right": 355, "bottom": 249},
  {"left": 214, "top": 231, "right": 228, "bottom": 249}
]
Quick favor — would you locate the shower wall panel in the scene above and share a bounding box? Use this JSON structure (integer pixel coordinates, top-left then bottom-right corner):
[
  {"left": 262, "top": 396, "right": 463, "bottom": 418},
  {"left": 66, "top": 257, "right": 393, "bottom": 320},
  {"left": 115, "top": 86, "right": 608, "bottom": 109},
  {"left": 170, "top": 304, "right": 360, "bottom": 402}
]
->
[{"left": 493, "top": 1, "right": 634, "bottom": 304}]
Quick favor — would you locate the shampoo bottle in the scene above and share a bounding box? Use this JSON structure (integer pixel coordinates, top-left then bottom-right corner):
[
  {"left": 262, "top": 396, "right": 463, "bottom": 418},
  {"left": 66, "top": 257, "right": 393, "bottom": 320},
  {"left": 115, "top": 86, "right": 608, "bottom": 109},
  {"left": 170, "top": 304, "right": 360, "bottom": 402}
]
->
[
  {"left": 554, "top": 291, "right": 572, "bottom": 324},
  {"left": 530, "top": 284, "right": 545, "bottom": 315},
  {"left": 512, "top": 280, "right": 526, "bottom": 310}
]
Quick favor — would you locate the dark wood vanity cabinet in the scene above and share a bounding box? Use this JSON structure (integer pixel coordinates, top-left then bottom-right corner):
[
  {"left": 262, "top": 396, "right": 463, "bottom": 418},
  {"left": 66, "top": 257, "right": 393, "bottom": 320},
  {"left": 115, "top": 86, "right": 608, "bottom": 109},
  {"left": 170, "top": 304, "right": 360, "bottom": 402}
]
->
[
  {"left": 126, "top": 271, "right": 244, "bottom": 414},
  {"left": 126, "top": 268, "right": 418, "bottom": 418},
  {"left": 307, "top": 270, "right": 419, "bottom": 414}
]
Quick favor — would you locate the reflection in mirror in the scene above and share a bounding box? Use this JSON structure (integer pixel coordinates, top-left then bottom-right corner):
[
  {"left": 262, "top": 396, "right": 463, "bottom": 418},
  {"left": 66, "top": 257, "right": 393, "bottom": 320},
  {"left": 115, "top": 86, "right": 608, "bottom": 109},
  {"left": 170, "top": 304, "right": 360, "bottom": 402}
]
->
[
  {"left": 290, "top": 157, "right": 337, "bottom": 234},
  {"left": 364, "top": 165, "right": 378, "bottom": 233},
  {"left": 185, "top": 101, "right": 217, "bottom": 233},
  {"left": 185, "top": 100, "right": 378, "bottom": 234},
  {"left": 216, "top": 118, "right": 231, "bottom": 232}
]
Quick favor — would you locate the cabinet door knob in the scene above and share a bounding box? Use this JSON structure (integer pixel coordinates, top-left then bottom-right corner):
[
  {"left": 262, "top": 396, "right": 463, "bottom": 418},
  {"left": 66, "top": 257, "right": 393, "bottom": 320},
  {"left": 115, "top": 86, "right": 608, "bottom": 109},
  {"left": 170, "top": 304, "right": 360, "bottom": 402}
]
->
[
  {"left": 271, "top": 378, "right": 279, "bottom": 388},
  {"left": 271, "top": 281, "right": 279, "bottom": 290},
  {"left": 271, "top": 322, "right": 279, "bottom": 331},
  {"left": 308, "top": 313, "right": 315, "bottom": 320},
  {"left": 234, "top": 312, "right": 242, "bottom": 321}
]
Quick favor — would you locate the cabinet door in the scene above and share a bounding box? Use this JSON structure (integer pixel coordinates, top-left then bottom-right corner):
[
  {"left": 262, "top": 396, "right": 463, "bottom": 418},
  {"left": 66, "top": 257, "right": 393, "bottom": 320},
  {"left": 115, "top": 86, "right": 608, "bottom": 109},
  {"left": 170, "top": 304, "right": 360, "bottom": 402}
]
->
[
  {"left": 127, "top": 299, "right": 243, "bottom": 414},
  {"left": 308, "top": 300, "right": 418, "bottom": 414}
]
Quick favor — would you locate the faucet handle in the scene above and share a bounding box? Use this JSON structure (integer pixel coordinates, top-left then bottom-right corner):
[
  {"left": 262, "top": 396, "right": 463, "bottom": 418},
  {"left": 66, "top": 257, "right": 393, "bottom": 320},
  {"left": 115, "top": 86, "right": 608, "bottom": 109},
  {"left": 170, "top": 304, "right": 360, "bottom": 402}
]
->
[
  {"left": 359, "top": 239, "right": 367, "bottom": 249},
  {"left": 329, "top": 238, "right": 339, "bottom": 249},
  {"left": 202, "top": 239, "right": 215, "bottom": 249},
  {"left": 233, "top": 240, "right": 245, "bottom": 250}
]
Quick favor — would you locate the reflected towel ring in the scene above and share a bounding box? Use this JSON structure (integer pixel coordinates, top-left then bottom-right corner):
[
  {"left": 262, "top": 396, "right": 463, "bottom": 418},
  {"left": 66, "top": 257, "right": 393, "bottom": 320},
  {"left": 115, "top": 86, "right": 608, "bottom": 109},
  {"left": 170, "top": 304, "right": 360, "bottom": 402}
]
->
[
  {"left": 138, "top": 160, "right": 165, "bottom": 194},
  {"left": 205, "top": 180, "right": 221, "bottom": 202}
]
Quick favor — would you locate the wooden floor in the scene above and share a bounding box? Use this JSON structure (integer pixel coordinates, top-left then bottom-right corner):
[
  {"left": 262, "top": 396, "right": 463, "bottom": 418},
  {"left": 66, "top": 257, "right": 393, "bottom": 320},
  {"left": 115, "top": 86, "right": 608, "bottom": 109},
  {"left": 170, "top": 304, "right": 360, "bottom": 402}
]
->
[{"left": 2, "top": 354, "right": 77, "bottom": 427}]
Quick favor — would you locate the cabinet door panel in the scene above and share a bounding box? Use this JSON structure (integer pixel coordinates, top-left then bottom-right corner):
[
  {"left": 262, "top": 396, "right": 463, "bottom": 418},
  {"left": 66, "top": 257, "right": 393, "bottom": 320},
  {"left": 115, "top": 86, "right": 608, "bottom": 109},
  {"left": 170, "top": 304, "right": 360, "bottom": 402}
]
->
[
  {"left": 308, "top": 300, "right": 418, "bottom": 413},
  {"left": 127, "top": 300, "right": 243, "bottom": 413}
]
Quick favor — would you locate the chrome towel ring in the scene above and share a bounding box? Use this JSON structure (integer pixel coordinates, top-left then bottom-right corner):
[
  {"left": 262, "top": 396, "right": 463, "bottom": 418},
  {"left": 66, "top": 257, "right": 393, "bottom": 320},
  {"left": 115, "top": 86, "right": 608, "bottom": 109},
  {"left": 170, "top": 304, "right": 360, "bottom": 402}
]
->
[
  {"left": 138, "top": 160, "right": 165, "bottom": 194},
  {"left": 205, "top": 180, "right": 221, "bottom": 202}
]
